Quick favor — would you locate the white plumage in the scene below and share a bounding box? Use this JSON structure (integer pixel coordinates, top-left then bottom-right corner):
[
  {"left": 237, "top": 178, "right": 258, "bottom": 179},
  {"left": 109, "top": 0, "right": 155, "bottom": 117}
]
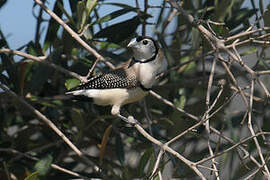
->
[{"left": 67, "top": 36, "right": 167, "bottom": 123}]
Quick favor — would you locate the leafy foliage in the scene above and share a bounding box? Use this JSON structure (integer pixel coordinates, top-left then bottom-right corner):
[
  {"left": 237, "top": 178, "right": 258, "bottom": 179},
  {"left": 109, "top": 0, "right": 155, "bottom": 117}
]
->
[{"left": 0, "top": 0, "right": 270, "bottom": 179}]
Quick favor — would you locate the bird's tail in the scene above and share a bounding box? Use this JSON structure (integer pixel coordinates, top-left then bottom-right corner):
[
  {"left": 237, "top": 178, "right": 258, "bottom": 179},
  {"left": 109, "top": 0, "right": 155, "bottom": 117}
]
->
[
  {"left": 65, "top": 90, "right": 94, "bottom": 102},
  {"left": 41, "top": 92, "right": 92, "bottom": 102}
]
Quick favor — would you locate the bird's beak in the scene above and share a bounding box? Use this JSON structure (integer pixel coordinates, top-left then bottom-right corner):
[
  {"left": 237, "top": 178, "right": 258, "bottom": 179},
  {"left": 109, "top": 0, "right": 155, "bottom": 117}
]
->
[{"left": 127, "top": 38, "right": 137, "bottom": 48}]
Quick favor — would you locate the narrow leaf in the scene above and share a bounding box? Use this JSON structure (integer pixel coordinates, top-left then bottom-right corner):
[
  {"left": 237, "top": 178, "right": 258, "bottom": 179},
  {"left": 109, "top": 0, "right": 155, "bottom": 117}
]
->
[
  {"left": 92, "top": 8, "right": 137, "bottom": 25},
  {"left": 34, "top": 155, "right": 53, "bottom": 176},
  {"left": 115, "top": 134, "right": 125, "bottom": 164},
  {"left": 71, "top": 108, "right": 84, "bottom": 130},
  {"left": 94, "top": 15, "right": 150, "bottom": 43},
  {"left": 77, "top": 1, "right": 85, "bottom": 30},
  {"left": 263, "top": 5, "right": 270, "bottom": 27},
  {"left": 86, "top": 0, "right": 97, "bottom": 16},
  {"left": 240, "top": 47, "right": 257, "bottom": 56},
  {"left": 24, "top": 171, "right": 39, "bottom": 180},
  {"left": 19, "top": 62, "right": 28, "bottom": 95},
  {"left": 43, "top": 0, "right": 63, "bottom": 51},
  {"left": 259, "top": 0, "right": 264, "bottom": 15},
  {"left": 138, "top": 148, "right": 153, "bottom": 177},
  {"left": 65, "top": 78, "right": 80, "bottom": 90},
  {"left": 99, "top": 124, "right": 112, "bottom": 164}
]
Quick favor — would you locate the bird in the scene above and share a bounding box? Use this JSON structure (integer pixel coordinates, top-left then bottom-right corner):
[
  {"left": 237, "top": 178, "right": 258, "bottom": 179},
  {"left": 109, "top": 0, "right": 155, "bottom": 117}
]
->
[{"left": 66, "top": 36, "right": 168, "bottom": 124}]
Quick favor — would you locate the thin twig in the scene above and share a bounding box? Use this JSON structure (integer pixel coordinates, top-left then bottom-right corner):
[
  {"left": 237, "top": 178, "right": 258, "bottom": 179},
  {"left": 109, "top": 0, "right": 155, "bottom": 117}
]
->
[
  {"left": 150, "top": 150, "right": 164, "bottom": 180},
  {"left": 86, "top": 59, "right": 100, "bottom": 79},
  {"left": 0, "top": 83, "right": 83, "bottom": 157},
  {"left": 34, "top": 0, "right": 115, "bottom": 79},
  {"left": 195, "top": 132, "right": 270, "bottom": 165},
  {"left": 150, "top": 90, "right": 199, "bottom": 121},
  {"left": 247, "top": 79, "right": 270, "bottom": 176},
  {"left": 134, "top": 123, "right": 206, "bottom": 179},
  {"left": 0, "top": 48, "right": 84, "bottom": 81},
  {"left": 0, "top": 148, "right": 86, "bottom": 178},
  {"left": 3, "top": 161, "right": 11, "bottom": 180},
  {"left": 204, "top": 55, "right": 220, "bottom": 179}
]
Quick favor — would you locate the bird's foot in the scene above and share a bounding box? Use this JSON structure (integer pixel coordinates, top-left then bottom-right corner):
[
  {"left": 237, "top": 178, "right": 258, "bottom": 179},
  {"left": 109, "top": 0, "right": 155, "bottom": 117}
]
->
[{"left": 116, "top": 114, "right": 137, "bottom": 125}]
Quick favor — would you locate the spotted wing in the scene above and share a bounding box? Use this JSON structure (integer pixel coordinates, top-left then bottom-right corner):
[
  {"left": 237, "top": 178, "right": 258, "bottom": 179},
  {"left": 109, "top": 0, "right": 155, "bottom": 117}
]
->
[{"left": 73, "top": 68, "right": 137, "bottom": 90}]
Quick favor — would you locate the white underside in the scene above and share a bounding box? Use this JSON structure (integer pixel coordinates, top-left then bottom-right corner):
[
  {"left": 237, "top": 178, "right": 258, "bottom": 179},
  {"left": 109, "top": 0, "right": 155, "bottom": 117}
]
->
[
  {"left": 133, "top": 55, "right": 168, "bottom": 89},
  {"left": 67, "top": 88, "right": 148, "bottom": 107}
]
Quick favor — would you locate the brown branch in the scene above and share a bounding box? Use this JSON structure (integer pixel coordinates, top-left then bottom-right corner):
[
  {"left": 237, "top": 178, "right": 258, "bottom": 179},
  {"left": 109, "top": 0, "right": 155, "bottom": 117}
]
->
[
  {"left": 225, "top": 27, "right": 270, "bottom": 42},
  {"left": 0, "top": 83, "right": 83, "bottom": 157},
  {"left": 150, "top": 90, "right": 199, "bottom": 121},
  {"left": 0, "top": 48, "right": 84, "bottom": 81},
  {"left": 195, "top": 132, "right": 270, "bottom": 165},
  {"left": 0, "top": 148, "right": 86, "bottom": 178},
  {"left": 134, "top": 123, "right": 206, "bottom": 179},
  {"left": 34, "top": 0, "right": 115, "bottom": 83},
  {"left": 150, "top": 149, "right": 164, "bottom": 180},
  {"left": 247, "top": 79, "right": 270, "bottom": 176},
  {"left": 204, "top": 55, "right": 220, "bottom": 179}
]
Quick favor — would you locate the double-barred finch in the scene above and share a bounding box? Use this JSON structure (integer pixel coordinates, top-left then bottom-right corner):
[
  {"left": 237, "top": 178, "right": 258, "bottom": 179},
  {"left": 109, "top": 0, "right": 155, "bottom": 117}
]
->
[{"left": 66, "top": 36, "right": 168, "bottom": 123}]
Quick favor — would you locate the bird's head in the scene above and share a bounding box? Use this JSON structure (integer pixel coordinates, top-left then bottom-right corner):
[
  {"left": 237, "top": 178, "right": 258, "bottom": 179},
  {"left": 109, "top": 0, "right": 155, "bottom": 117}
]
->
[{"left": 127, "top": 36, "right": 159, "bottom": 63}]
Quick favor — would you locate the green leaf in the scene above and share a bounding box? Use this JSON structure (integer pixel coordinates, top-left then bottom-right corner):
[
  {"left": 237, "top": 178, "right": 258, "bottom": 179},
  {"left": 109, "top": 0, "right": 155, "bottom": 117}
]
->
[
  {"left": 263, "top": 5, "right": 270, "bottom": 27},
  {"left": 68, "top": 0, "right": 77, "bottom": 13},
  {"left": 34, "top": 155, "right": 53, "bottom": 176},
  {"left": 215, "top": 0, "right": 234, "bottom": 21},
  {"left": 18, "top": 62, "right": 29, "bottom": 95},
  {"left": 94, "top": 15, "right": 150, "bottom": 43},
  {"left": 115, "top": 134, "right": 125, "bottom": 165},
  {"left": 99, "top": 41, "right": 121, "bottom": 49},
  {"left": 86, "top": 0, "right": 97, "bottom": 16},
  {"left": 65, "top": 78, "right": 80, "bottom": 90},
  {"left": 226, "top": 8, "right": 257, "bottom": 30},
  {"left": 0, "top": 29, "right": 8, "bottom": 48},
  {"left": 174, "top": 89, "right": 186, "bottom": 109},
  {"left": 240, "top": 47, "right": 257, "bottom": 56},
  {"left": 92, "top": 8, "right": 137, "bottom": 25},
  {"left": 138, "top": 148, "right": 153, "bottom": 177},
  {"left": 57, "top": 1, "right": 75, "bottom": 27},
  {"left": 71, "top": 108, "right": 84, "bottom": 130},
  {"left": 102, "top": 2, "right": 138, "bottom": 10},
  {"left": 191, "top": 28, "right": 200, "bottom": 50},
  {"left": 259, "top": 0, "right": 264, "bottom": 15},
  {"left": 77, "top": 0, "right": 97, "bottom": 32},
  {"left": 29, "top": 64, "right": 54, "bottom": 92},
  {"left": 1, "top": 53, "right": 18, "bottom": 91},
  {"left": 43, "top": 0, "right": 63, "bottom": 51},
  {"left": 146, "top": 153, "right": 156, "bottom": 176},
  {"left": 77, "top": 1, "right": 86, "bottom": 30},
  {"left": 24, "top": 171, "right": 39, "bottom": 180},
  {"left": 178, "top": 56, "right": 196, "bottom": 73},
  {"left": 0, "top": 0, "right": 7, "bottom": 9},
  {"left": 212, "top": 25, "right": 230, "bottom": 37}
]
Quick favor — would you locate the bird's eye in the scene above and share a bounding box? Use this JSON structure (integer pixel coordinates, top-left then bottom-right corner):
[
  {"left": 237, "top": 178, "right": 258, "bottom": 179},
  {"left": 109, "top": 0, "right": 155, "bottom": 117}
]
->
[{"left": 142, "top": 40, "right": 148, "bottom": 45}]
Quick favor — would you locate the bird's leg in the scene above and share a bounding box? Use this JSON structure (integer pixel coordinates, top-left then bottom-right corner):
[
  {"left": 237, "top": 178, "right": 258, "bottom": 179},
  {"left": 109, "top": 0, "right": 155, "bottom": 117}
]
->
[{"left": 111, "top": 105, "right": 137, "bottom": 125}]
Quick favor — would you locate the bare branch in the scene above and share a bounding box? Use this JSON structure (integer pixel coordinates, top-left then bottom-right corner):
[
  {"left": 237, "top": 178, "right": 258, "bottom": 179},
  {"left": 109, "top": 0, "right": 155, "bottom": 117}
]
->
[
  {"left": 34, "top": 0, "right": 115, "bottom": 82},
  {"left": 134, "top": 123, "right": 206, "bottom": 179},
  {"left": 247, "top": 79, "right": 270, "bottom": 176},
  {"left": 0, "top": 48, "right": 84, "bottom": 81},
  {"left": 0, "top": 83, "right": 83, "bottom": 157},
  {"left": 195, "top": 132, "right": 270, "bottom": 165},
  {"left": 0, "top": 148, "right": 86, "bottom": 178}
]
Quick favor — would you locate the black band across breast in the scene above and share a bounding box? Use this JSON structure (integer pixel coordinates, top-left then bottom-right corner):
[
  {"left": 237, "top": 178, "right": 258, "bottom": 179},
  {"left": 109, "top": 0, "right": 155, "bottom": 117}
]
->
[
  {"left": 139, "top": 82, "right": 151, "bottom": 91},
  {"left": 128, "top": 47, "right": 159, "bottom": 68}
]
